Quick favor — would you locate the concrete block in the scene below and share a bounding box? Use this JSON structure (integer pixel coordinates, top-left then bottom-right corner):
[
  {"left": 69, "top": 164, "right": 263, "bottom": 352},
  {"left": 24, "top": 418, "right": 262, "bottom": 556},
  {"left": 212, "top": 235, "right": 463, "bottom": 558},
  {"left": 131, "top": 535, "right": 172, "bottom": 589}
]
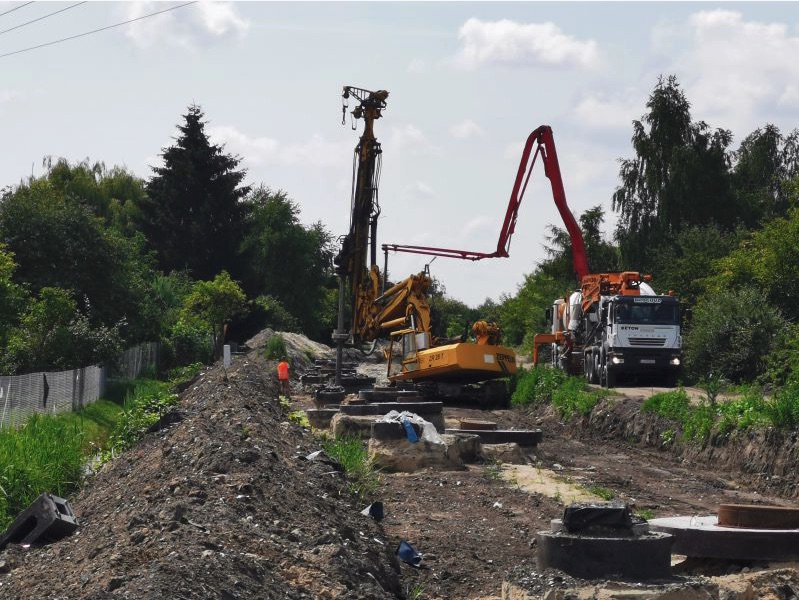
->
[{"left": 0, "top": 493, "right": 79, "bottom": 549}]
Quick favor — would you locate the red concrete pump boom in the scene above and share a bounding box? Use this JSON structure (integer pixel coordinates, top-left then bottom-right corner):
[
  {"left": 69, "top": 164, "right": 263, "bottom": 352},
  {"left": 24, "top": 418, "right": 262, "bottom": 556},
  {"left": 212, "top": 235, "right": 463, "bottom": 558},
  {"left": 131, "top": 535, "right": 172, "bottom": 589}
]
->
[{"left": 381, "top": 125, "right": 590, "bottom": 282}]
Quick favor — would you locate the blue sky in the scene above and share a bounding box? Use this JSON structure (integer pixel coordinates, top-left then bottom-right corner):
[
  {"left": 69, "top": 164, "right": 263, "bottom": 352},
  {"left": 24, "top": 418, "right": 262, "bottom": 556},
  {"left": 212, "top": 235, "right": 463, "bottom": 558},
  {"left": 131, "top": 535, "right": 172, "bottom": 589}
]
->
[{"left": 2, "top": 1, "right": 799, "bottom": 306}]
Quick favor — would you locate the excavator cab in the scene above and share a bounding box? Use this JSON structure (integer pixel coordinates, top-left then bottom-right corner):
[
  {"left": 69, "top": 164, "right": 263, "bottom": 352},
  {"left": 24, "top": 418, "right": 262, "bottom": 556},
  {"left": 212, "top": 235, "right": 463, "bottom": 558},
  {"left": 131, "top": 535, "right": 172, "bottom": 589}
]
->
[{"left": 387, "top": 328, "right": 426, "bottom": 378}]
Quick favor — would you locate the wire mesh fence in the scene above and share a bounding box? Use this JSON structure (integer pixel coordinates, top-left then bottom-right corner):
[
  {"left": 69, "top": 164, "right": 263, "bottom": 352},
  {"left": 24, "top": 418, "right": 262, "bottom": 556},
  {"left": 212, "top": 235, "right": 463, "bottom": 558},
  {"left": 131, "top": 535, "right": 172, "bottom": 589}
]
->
[{"left": 0, "top": 342, "right": 159, "bottom": 429}]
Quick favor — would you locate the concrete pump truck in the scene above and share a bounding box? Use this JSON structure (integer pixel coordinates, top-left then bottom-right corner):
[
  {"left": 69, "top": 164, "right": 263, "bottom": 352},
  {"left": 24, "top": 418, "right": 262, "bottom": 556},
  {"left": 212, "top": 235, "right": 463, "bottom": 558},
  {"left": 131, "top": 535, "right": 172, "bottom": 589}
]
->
[{"left": 527, "top": 127, "right": 683, "bottom": 387}]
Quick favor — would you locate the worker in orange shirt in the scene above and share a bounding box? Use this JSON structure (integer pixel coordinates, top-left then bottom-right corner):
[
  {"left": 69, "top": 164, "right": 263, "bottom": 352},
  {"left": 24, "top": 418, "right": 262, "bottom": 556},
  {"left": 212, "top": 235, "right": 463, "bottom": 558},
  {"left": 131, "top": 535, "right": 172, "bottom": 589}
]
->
[{"left": 277, "top": 358, "right": 291, "bottom": 397}]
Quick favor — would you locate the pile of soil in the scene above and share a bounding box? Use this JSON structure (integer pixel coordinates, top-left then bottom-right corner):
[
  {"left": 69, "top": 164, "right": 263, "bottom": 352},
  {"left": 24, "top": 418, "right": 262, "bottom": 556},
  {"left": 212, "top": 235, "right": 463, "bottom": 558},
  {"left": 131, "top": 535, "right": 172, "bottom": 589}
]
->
[
  {"left": 0, "top": 342, "right": 400, "bottom": 599},
  {"left": 5, "top": 329, "right": 799, "bottom": 599}
]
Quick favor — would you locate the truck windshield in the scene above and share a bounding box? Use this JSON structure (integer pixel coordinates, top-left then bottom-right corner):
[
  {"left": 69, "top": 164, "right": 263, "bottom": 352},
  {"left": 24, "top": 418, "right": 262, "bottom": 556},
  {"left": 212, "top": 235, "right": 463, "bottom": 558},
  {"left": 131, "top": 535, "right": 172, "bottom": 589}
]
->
[{"left": 614, "top": 302, "right": 679, "bottom": 325}]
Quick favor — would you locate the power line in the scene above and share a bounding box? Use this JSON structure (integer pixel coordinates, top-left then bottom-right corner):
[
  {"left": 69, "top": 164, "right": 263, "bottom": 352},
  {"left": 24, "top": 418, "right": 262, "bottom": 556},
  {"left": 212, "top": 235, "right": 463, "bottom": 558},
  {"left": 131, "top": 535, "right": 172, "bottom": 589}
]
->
[
  {"left": 0, "top": 1, "right": 197, "bottom": 60},
  {"left": 0, "top": 2, "right": 85, "bottom": 37},
  {"left": 0, "top": 2, "right": 35, "bottom": 19}
]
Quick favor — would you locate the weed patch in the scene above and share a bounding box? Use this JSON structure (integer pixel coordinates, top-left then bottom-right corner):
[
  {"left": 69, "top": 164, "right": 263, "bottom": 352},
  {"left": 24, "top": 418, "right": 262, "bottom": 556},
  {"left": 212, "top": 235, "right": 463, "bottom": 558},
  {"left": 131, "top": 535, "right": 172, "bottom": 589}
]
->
[
  {"left": 105, "top": 380, "right": 179, "bottom": 458},
  {"left": 265, "top": 335, "right": 287, "bottom": 360},
  {"left": 511, "top": 366, "right": 567, "bottom": 406},
  {"left": 585, "top": 484, "right": 614, "bottom": 500},
  {"left": 321, "top": 435, "right": 380, "bottom": 502}
]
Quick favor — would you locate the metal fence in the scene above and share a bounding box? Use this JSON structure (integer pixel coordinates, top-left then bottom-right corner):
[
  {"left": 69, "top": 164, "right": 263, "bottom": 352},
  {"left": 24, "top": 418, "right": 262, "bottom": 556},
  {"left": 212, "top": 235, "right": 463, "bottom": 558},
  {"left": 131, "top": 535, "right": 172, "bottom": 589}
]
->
[{"left": 0, "top": 342, "right": 159, "bottom": 429}]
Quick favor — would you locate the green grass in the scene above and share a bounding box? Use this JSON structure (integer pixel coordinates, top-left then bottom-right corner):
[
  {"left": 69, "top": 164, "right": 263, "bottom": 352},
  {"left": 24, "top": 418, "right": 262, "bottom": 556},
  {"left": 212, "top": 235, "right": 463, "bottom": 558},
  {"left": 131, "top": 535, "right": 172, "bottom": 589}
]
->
[
  {"left": 288, "top": 410, "right": 310, "bottom": 428},
  {"left": 0, "top": 367, "right": 198, "bottom": 531},
  {"left": 105, "top": 379, "right": 179, "bottom": 458},
  {"left": 585, "top": 484, "right": 614, "bottom": 500},
  {"left": 642, "top": 388, "right": 691, "bottom": 421},
  {"left": 265, "top": 335, "right": 287, "bottom": 360},
  {"left": 635, "top": 509, "right": 655, "bottom": 521},
  {"left": 484, "top": 459, "right": 503, "bottom": 481},
  {"left": 511, "top": 365, "right": 607, "bottom": 418},
  {"left": 0, "top": 415, "right": 85, "bottom": 528},
  {"left": 642, "top": 384, "right": 799, "bottom": 443},
  {"left": 552, "top": 376, "right": 606, "bottom": 418},
  {"left": 511, "top": 365, "right": 567, "bottom": 406},
  {"left": 0, "top": 398, "right": 126, "bottom": 530},
  {"left": 320, "top": 435, "right": 381, "bottom": 501}
]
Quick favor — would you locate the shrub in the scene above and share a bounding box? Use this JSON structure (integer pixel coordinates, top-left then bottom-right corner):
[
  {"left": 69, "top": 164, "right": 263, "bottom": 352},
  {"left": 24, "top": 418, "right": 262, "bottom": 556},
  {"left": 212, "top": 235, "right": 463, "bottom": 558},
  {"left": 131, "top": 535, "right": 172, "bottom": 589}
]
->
[
  {"left": 685, "top": 286, "right": 786, "bottom": 383},
  {"left": 716, "top": 387, "right": 769, "bottom": 433},
  {"left": 763, "top": 382, "right": 799, "bottom": 430},
  {"left": 642, "top": 389, "right": 691, "bottom": 421},
  {"left": 552, "top": 376, "right": 605, "bottom": 418},
  {"left": 106, "top": 380, "right": 179, "bottom": 457},
  {"left": 265, "top": 334, "right": 287, "bottom": 360},
  {"left": 162, "top": 318, "right": 212, "bottom": 368},
  {"left": 511, "top": 366, "right": 567, "bottom": 406}
]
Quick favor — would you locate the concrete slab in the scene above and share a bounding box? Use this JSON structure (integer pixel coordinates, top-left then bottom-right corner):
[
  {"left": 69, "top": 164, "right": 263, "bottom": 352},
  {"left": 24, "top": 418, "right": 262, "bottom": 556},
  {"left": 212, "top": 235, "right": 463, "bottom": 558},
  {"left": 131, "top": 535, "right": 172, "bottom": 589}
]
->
[
  {"left": 339, "top": 401, "right": 443, "bottom": 417},
  {"left": 648, "top": 515, "right": 799, "bottom": 561},
  {"left": 445, "top": 428, "right": 542, "bottom": 446},
  {"left": 536, "top": 529, "right": 674, "bottom": 580}
]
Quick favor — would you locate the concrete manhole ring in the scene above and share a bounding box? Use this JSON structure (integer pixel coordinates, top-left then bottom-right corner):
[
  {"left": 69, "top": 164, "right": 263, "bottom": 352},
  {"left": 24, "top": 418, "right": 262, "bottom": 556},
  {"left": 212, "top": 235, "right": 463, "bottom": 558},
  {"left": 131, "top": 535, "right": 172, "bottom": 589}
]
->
[{"left": 717, "top": 504, "right": 799, "bottom": 529}]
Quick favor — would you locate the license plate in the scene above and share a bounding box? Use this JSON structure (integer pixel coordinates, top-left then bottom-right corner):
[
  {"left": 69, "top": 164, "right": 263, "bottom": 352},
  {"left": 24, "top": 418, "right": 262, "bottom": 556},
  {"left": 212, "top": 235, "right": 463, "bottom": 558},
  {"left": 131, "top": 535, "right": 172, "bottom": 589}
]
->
[{"left": 640, "top": 359, "right": 656, "bottom": 364}]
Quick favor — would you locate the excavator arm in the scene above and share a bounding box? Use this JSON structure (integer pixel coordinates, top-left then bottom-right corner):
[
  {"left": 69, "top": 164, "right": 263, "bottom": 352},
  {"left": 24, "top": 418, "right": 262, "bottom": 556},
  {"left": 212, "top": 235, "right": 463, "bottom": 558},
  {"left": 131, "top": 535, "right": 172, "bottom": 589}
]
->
[{"left": 352, "top": 267, "right": 432, "bottom": 342}]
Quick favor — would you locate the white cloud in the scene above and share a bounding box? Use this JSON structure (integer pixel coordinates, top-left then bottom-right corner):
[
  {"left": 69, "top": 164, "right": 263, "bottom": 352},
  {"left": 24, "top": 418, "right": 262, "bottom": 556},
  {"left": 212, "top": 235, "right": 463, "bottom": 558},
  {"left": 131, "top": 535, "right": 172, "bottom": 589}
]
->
[
  {"left": 124, "top": 1, "right": 249, "bottom": 49},
  {"left": 574, "top": 91, "right": 641, "bottom": 129},
  {"left": 453, "top": 18, "right": 599, "bottom": 70},
  {"left": 401, "top": 181, "right": 437, "bottom": 202},
  {"left": 0, "top": 90, "right": 23, "bottom": 104},
  {"left": 208, "top": 125, "right": 349, "bottom": 168},
  {"left": 388, "top": 125, "right": 440, "bottom": 156},
  {"left": 407, "top": 58, "right": 430, "bottom": 74},
  {"left": 503, "top": 139, "right": 527, "bottom": 161},
  {"left": 662, "top": 10, "right": 799, "bottom": 129},
  {"left": 462, "top": 215, "right": 495, "bottom": 240},
  {"left": 450, "top": 119, "right": 484, "bottom": 140}
]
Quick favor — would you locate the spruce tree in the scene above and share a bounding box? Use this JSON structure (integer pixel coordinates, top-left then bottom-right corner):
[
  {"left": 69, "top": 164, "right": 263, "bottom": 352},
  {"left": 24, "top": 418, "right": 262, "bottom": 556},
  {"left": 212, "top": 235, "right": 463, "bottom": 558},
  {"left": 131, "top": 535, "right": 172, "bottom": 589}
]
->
[{"left": 140, "top": 105, "right": 250, "bottom": 281}]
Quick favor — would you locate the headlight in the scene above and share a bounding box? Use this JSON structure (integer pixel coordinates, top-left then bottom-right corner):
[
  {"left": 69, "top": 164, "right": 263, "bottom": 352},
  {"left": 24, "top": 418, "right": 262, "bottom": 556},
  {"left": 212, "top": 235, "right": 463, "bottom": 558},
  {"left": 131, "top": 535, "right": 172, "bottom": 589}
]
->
[
  {"left": 611, "top": 356, "right": 624, "bottom": 365},
  {"left": 670, "top": 357, "right": 681, "bottom": 366}
]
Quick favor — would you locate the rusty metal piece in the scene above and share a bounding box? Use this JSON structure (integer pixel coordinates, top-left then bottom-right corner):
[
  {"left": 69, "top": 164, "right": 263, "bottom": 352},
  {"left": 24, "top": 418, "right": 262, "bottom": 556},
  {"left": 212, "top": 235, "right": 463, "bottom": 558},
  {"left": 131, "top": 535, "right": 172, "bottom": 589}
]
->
[
  {"left": 717, "top": 504, "right": 799, "bottom": 529},
  {"left": 458, "top": 419, "right": 497, "bottom": 431}
]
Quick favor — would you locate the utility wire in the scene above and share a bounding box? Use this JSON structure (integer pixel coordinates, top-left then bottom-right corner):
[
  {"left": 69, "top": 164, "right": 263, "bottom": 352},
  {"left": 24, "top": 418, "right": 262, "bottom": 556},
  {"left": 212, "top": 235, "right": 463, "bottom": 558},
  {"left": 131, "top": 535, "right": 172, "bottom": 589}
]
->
[
  {"left": 0, "top": 2, "right": 35, "bottom": 19},
  {"left": 0, "top": 1, "right": 85, "bottom": 37},
  {"left": 0, "top": 1, "right": 197, "bottom": 60}
]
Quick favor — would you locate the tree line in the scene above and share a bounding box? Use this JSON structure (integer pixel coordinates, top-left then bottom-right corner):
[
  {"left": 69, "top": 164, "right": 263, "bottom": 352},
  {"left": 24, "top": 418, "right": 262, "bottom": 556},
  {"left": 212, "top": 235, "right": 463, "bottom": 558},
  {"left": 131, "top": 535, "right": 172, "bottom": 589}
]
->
[
  {"left": 6, "top": 80, "right": 799, "bottom": 388},
  {"left": 457, "top": 75, "right": 799, "bottom": 387},
  {"left": 0, "top": 105, "right": 338, "bottom": 375}
]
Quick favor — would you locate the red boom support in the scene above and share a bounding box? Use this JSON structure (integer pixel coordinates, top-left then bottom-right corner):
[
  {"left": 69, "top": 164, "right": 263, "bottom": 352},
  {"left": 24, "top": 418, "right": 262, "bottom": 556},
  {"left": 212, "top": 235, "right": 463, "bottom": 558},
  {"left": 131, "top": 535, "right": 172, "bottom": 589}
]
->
[{"left": 382, "top": 125, "right": 590, "bottom": 281}]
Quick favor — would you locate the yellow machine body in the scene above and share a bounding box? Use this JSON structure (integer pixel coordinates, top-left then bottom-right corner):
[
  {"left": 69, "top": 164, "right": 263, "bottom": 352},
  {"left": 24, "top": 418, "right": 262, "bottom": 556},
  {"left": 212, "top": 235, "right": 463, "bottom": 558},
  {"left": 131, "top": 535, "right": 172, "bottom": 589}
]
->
[{"left": 387, "top": 328, "right": 517, "bottom": 383}]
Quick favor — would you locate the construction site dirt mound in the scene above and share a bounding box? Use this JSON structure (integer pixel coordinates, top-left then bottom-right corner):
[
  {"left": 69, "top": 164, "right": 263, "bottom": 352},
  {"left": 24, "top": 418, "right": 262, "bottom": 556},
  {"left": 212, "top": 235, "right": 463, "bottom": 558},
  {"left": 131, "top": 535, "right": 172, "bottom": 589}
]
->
[
  {"left": 5, "top": 329, "right": 799, "bottom": 599},
  {"left": 0, "top": 338, "right": 401, "bottom": 599}
]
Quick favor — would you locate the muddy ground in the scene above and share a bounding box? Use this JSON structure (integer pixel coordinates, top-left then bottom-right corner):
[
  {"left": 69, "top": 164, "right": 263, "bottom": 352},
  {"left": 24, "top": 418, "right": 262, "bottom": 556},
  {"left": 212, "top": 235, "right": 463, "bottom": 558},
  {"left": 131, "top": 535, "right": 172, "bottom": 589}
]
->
[{"left": 2, "top": 333, "right": 799, "bottom": 599}]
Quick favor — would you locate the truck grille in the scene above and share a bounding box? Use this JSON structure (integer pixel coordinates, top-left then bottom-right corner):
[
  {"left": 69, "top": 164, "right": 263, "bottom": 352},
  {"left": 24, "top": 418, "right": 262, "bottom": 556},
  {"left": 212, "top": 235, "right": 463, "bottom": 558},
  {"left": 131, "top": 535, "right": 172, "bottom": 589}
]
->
[{"left": 628, "top": 337, "right": 666, "bottom": 347}]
